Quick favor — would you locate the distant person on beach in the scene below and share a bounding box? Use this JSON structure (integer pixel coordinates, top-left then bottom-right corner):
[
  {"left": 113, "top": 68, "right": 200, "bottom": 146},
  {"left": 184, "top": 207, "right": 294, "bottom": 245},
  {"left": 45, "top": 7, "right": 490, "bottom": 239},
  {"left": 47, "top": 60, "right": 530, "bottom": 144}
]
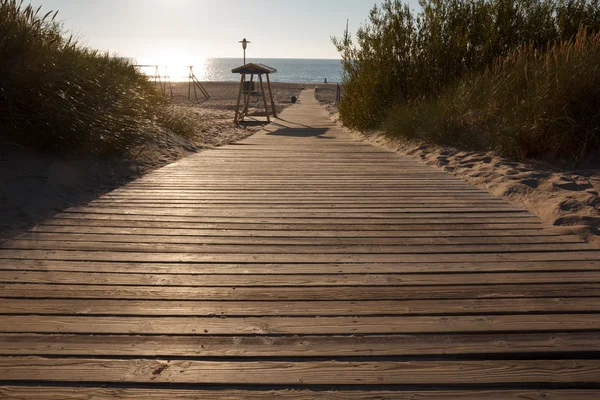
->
[{"left": 324, "top": 78, "right": 328, "bottom": 84}]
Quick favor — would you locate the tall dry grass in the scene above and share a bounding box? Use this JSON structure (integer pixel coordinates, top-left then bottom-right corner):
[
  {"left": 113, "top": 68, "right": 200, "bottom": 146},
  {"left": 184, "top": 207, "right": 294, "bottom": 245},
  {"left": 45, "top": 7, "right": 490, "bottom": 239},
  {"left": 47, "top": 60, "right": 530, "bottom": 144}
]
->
[
  {"left": 334, "top": 0, "right": 600, "bottom": 162},
  {"left": 0, "top": 0, "right": 197, "bottom": 155},
  {"left": 385, "top": 28, "right": 600, "bottom": 163}
]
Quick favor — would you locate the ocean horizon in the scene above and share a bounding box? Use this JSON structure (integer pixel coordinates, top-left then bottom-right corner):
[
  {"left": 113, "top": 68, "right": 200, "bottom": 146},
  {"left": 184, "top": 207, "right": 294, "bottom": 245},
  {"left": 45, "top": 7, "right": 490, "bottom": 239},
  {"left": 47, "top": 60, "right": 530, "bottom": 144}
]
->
[{"left": 137, "top": 58, "right": 343, "bottom": 84}]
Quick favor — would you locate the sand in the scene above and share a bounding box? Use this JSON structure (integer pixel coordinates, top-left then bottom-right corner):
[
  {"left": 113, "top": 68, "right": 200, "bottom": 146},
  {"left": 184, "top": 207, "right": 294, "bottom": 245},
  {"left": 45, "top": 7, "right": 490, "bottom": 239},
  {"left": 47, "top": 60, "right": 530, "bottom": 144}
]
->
[
  {"left": 0, "top": 82, "right": 301, "bottom": 240},
  {"left": 316, "top": 97, "right": 600, "bottom": 246}
]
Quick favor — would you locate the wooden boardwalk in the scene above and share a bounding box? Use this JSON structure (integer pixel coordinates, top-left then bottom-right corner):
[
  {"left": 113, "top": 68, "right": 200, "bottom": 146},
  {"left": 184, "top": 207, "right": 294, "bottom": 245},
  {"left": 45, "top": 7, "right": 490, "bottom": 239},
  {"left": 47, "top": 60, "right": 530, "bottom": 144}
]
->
[{"left": 1, "top": 89, "right": 600, "bottom": 399}]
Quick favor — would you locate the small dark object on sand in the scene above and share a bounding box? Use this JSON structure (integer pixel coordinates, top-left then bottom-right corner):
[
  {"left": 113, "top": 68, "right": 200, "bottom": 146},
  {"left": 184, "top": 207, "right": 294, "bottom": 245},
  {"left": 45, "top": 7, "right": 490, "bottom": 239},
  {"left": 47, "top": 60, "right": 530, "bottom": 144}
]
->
[{"left": 291, "top": 95, "right": 297, "bottom": 104}]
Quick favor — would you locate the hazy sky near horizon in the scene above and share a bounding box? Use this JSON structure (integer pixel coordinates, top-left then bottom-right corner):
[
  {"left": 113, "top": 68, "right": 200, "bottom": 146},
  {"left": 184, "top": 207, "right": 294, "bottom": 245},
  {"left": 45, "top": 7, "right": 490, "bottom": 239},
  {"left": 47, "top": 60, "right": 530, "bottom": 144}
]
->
[{"left": 27, "top": 0, "right": 420, "bottom": 65}]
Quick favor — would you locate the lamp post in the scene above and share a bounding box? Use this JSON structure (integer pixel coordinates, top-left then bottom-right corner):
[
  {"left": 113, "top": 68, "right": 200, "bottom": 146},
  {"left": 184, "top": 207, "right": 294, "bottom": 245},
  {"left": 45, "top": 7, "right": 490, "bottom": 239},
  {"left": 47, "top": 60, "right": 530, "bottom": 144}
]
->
[{"left": 239, "top": 38, "right": 250, "bottom": 65}]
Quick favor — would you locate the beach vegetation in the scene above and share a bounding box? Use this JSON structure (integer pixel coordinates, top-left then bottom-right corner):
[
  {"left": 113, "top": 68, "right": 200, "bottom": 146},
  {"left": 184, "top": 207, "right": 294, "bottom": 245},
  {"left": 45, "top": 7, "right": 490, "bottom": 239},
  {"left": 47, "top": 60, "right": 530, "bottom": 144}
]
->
[
  {"left": 334, "top": 0, "right": 600, "bottom": 163},
  {"left": 0, "top": 0, "right": 198, "bottom": 156}
]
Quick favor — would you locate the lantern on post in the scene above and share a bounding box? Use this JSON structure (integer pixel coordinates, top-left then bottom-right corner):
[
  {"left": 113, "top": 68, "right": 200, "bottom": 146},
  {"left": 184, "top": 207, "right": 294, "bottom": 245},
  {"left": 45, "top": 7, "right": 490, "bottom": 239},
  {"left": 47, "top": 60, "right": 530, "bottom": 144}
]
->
[{"left": 239, "top": 38, "right": 251, "bottom": 65}]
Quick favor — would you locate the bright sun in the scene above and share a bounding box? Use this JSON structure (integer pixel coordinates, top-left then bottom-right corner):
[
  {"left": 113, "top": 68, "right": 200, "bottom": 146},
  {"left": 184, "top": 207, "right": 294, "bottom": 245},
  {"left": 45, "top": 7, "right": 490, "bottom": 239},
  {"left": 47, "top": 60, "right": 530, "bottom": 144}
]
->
[{"left": 137, "top": 49, "right": 206, "bottom": 80}]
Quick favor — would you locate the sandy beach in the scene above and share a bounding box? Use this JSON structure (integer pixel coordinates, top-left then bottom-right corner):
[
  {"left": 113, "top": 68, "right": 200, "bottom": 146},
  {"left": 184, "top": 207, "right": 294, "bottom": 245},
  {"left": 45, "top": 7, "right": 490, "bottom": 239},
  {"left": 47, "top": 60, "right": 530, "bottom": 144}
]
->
[{"left": 0, "top": 82, "right": 302, "bottom": 240}]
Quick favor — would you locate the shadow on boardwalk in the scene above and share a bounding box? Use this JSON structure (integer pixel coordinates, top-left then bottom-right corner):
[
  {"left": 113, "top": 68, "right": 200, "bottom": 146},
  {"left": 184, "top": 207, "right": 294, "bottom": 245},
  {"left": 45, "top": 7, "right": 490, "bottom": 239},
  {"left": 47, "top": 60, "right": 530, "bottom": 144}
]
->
[{"left": 267, "top": 127, "right": 332, "bottom": 139}]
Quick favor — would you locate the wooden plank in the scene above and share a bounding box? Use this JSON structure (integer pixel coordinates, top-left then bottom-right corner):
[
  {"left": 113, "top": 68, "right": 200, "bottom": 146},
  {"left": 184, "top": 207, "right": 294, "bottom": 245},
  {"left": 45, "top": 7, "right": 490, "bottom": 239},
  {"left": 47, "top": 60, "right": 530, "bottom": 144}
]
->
[
  {"left": 2, "top": 314, "right": 600, "bottom": 335},
  {"left": 266, "top": 71, "right": 277, "bottom": 118},
  {"left": 2, "top": 250, "right": 598, "bottom": 263},
  {"left": 3, "top": 240, "right": 591, "bottom": 254},
  {"left": 76, "top": 206, "right": 525, "bottom": 213},
  {"left": 17, "top": 232, "right": 576, "bottom": 245},
  {"left": 1, "top": 358, "right": 599, "bottom": 384},
  {"left": 87, "top": 197, "right": 514, "bottom": 204},
  {"left": 53, "top": 213, "right": 539, "bottom": 224},
  {"left": 233, "top": 72, "right": 244, "bottom": 123},
  {"left": 1, "top": 332, "right": 598, "bottom": 357},
  {"left": 1, "top": 387, "right": 598, "bottom": 400},
  {"left": 105, "top": 187, "right": 497, "bottom": 192},
  {"left": 98, "top": 191, "right": 499, "bottom": 197},
  {"left": 2, "top": 270, "right": 600, "bottom": 287},
  {"left": 1, "top": 298, "right": 597, "bottom": 316},
  {"left": 99, "top": 194, "right": 509, "bottom": 200},
  {"left": 49, "top": 217, "right": 543, "bottom": 228},
  {"left": 39, "top": 218, "right": 547, "bottom": 230},
  {"left": 3, "top": 259, "right": 599, "bottom": 274},
  {"left": 24, "top": 226, "right": 562, "bottom": 238},
  {"left": 3, "top": 283, "right": 597, "bottom": 301}
]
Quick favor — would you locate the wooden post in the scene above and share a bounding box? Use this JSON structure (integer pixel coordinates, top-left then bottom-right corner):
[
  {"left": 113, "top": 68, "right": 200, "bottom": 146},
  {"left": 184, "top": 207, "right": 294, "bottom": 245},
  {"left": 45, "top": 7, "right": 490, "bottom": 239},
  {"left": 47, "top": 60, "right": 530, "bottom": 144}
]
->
[
  {"left": 266, "top": 73, "right": 277, "bottom": 118},
  {"left": 193, "top": 76, "right": 199, "bottom": 103},
  {"left": 242, "top": 73, "right": 254, "bottom": 119},
  {"left": 234, "top": 73, "right": 245, "bottom": 123},
  {"left": 196, "top": 80, "right": 210, "bottom": 99},
  {"left": 168, "top": 80, "right": 174, "bottom": 101},
  {"left": 258, "top": 74, "right": 270, "bottom": 123},
  {"left": 188, "top": 67, "right": 192, "bottom": 101}
]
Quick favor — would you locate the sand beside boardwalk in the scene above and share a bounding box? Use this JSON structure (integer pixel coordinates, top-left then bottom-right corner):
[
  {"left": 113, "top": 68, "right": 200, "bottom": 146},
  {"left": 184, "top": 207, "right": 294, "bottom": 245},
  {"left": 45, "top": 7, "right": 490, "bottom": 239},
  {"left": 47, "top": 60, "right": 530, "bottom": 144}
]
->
[
  {"left": 0, "top": 82, "right": 301, "bottom": 240},
  {"left": 316, "top": 95, "right": 600, "bottom": 246}
]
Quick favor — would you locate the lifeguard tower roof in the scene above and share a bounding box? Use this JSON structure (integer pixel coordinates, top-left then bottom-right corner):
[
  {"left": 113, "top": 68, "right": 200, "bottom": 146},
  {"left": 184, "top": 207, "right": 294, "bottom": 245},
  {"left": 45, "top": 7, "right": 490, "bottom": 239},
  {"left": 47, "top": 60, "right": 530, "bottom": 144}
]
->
[{"left": 232, "top": 63, "right": 277, "bottom": 74}]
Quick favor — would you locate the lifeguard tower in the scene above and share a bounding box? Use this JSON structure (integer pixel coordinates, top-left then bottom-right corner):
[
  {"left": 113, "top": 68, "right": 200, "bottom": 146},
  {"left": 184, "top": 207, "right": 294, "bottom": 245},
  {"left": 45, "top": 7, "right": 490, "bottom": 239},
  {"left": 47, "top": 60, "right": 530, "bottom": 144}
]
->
[{"left": 232, "top": 63, "right": 278, "bottom": 123}]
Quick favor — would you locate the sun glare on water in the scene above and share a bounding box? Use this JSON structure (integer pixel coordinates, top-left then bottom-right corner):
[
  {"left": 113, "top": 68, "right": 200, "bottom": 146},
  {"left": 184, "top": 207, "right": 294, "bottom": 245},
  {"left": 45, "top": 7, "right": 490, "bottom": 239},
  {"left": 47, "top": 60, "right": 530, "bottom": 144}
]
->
[{"left": 137, "top": 49, "right": 207, "bottom": 81}]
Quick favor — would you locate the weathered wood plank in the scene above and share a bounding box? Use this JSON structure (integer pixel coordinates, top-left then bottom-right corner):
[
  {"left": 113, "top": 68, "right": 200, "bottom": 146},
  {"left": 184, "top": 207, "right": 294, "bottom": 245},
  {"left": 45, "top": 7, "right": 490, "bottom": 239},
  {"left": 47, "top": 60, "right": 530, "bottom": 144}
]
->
[
  {"left": 2, "top": 240, "right": 591, "bottom": 254},
  {"left": 1, "top": 298, "right": 597, "bottom": 316},
  {"left": 3, "top": 259, "right": 599, "bottom": 274},
  {"left": 1, "top": 387, "right": 597, "bottom": 399},
  {"left": 18, "top": 232, "right": 576, "bottom": 245},
  {"left": 2, "top": 283, "right": 598, "bottom": 300},
  {"left": 67, "top": 207, "right": 532, "bottom": 217},
  {"left": 2, "top": 270, "right": 600, "bottom": 286},
  {"left": 39, "top": 218, "right": 548, "bottom": 230},
  {"left": 83, "top": 206, "right": 525, "bottom": 214},
  {"left": 89, "top": 198, "right": 511, "bottom": 204},
  {"left": 2, "top": 314, "right": 600, "bottom": 335},
  {"left": 26, "top": 225, "right": 559, "bottom": 237},
  {"left": 74, "top": 206, "right": 526, "bottom": 213},
  {"left": 1, "top": 358, "right": 599, "bottom": 384},
  {"left": 2, "top": 249, "right": 598, "bottom": 263},
  {"left": 0, "top": 332, "right": 598, "bottom": 357},
  {"left": 53, "top": 214, "right": 540, "bottom": 225}
]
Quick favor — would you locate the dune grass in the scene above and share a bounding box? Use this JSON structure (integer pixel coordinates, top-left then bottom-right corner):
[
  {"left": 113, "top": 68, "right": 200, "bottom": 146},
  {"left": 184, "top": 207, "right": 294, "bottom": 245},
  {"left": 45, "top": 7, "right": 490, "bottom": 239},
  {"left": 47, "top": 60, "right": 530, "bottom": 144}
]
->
[
  {"left": 334, "top": 0, "right": 600, "bottom": 163},
  {"left": 0, "top": 0, "right": 198, "bottom": 156},
  {"left": 385, "top": 28, "right": 600, "bottom": 162}
]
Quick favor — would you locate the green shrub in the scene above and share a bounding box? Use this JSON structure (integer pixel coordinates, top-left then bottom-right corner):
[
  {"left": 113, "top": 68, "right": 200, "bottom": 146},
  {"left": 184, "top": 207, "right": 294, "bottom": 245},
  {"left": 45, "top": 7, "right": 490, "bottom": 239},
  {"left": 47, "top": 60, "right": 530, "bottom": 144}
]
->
[
  {"left": 0, "top": 0, "right": 184, "bottom": 155},
  {"left": 385, "top": 28, "right": 600, "bottom": 162},
  {"left": 333, "top": 0, "right": 600, "bottom": 132}
]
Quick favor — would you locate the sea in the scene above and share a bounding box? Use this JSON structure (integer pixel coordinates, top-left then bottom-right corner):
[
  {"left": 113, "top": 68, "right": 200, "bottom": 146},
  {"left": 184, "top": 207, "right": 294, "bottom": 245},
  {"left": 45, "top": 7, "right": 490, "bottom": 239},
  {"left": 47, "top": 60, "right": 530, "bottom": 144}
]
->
[{"left": 139, "top": 58, "right": 343, "bottom": 84}]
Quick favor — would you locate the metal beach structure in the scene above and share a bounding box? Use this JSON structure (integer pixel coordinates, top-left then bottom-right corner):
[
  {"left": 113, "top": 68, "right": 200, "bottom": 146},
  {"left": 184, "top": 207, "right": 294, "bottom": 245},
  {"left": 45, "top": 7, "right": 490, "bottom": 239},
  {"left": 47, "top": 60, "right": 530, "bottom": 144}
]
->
[
  {"left": 134, "top": 64, "right": 173, "bottom": 100},
  {"left": 185, "top": 66, "right": 210, "bottom": 102},
  {"left": 232, "top": 63, "right": 278, "bottom": 123}
]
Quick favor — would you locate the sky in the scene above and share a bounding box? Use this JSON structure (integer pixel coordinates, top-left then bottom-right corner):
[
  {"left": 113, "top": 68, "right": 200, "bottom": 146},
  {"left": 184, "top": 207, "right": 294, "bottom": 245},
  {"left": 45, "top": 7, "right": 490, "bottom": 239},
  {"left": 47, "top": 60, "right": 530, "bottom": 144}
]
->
[{"left": 27, "top": 0, "right": 418, "bottom": 65}]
